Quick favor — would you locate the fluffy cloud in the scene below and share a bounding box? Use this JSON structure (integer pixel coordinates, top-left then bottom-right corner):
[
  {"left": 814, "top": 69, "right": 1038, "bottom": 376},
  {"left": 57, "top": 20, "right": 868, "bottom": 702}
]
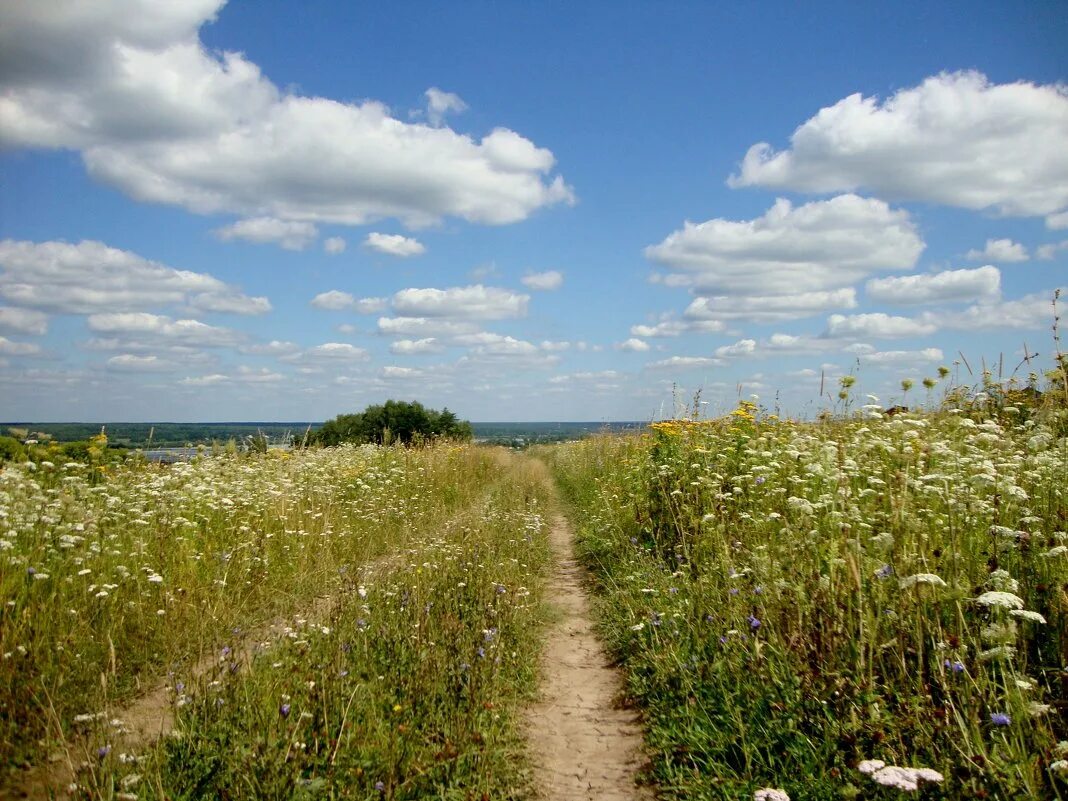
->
[
  {"left": 1048, "top": 211, "right": 1068, "bottom": 230},
  {"left": 240, "top": 340, "right": 300, "bottom": 356},
  {"left": 310, "top": 290, "right": 387, "bottom": 314},
  {"left": 87, "top": 312, "right": 243, "bottom": 347},
  {"left": 390, "top": 338, "right": 444, "bottom": 355},
  {"left": 715, "top": 339, "right": 757, "bottom": 358},
  {"left": 630, "top": 319, "right": 726, "bottom": 337},
  {"left": 106, "top": 354, "right": 176, "bottom": 372},
  {"left": 364, "top": 233, "right": 426, "bottom": 257},
  {"left": 323, "top": 236, "right": 346, "bottom": 255},
  {"left": 1036, "top": 240, "right": 1068, "bottom": 260},
  {"left": 826, "top": 312, "right": 938, "bottom": 339},
  {"left": 730, "top": 71, "right": 1068, "bottom": 219},
  {"left": 0, "top": 306, "right": 48, "bottom": 335},
  {"left": 392, "top": 285, "right": 528, "bottom": 319},
  {"left": 932, "top": 292, "right": 1061, "bottom": 331},
  {"left": 381, "top": 365, "right": 425, "bottom": 379},
  {"left": 646, "top": 195, "right": 923, "bottom": 296},
  {"left": 617, "top": 338, "right": 651, "bottom": 352},
  {"left": 425, "top": 88, "right": 468, "bottom": 127},
  {"left": 866, "top": 266, "right": 1001, "bottom": 305},
  {"left": 521, "top": 270, "right": 564, "bottom": 291},
  {"left": 377, "top": 317, "right": 481, "bottom": 338},
  {"left": 966, "top": 239, "right": 1028, "bottom": 263},
  {"left": 297, "top": 343, "right": 370, "bottom": 362},
  {"left": 0, "top": 2, "right": 572, "bottom": 227},
  {"left": 685, "top": 289, "right": 856, "bottom": 322},
  {"left": 0, "top": 239, "right": 268, "bottom": 315},
  {"left": 0, "top": 335, "right": 42, "bottom": 356},
  {"left": 214, "top": 217, "right": 318, "bottom": 250}
]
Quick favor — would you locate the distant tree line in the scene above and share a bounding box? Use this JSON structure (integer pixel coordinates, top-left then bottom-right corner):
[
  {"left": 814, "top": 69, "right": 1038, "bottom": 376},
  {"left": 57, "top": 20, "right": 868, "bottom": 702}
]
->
[{"left": 313, "top": 401, "right": 472, "bottom": 446}]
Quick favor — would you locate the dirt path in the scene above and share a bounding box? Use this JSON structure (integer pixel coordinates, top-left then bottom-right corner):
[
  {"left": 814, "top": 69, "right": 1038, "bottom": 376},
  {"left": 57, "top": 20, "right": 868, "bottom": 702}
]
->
[{"left": 527, "top": 511, "right": 651, "bottom": 801}]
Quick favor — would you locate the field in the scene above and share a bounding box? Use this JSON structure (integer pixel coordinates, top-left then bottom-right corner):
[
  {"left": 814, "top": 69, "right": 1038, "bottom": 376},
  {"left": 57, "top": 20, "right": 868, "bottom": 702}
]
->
[{"left": 2, "top": 398, "right": 1068, "bottom": 799}]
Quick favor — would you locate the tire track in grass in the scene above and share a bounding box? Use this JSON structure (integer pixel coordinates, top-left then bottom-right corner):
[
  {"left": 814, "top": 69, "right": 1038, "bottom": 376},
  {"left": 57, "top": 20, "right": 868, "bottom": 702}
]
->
[{"left": 527, "top": 462, "right": 651, "bottom": 801}]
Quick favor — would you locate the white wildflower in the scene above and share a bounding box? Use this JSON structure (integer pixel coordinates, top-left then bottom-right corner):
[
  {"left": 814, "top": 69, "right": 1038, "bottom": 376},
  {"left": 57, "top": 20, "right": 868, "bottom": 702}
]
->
[
  {"left": 1042, "top": 545, "right": 1067, "bottom": 558},
  {"left": 975, "top": 591, "right": 1024, "bottom": 610},
  {"left": 754, "top": 790, "right": 790, "bottom": 801},
  {"left": 899, "top": 573, "right": 946, "bottom": 589},
  {"left": 1029, "top": 702, "right": 1052, "bottom": 717},
  {"left": 869, "top": 765, "right": 944, "bottom": 791},
  {"left": 1009, "top": 609, "right": 1046, "bottom": 624},
  {"left": 858, "top": 759, "right": 886, "bottom": 774}
]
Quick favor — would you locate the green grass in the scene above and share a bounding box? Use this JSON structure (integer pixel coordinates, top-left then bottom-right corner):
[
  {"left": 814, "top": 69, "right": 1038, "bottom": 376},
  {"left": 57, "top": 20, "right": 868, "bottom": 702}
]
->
[
  {"left": 541, "top": 401, "right": 1068, "bottom": 800},
  {"left": 1, "top": 443, "right": 549, "bottom": 798}
]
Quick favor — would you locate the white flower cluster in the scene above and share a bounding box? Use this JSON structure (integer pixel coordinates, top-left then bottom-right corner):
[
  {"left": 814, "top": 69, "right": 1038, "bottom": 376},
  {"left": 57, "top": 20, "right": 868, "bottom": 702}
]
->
[{"left": 858, "top": 759, "right": 944, "bottom": 792}]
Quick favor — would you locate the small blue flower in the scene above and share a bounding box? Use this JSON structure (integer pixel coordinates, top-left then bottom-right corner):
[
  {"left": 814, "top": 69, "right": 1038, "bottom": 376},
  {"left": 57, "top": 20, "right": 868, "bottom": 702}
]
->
[
  {"left": 990, "top": 712, "right": 1011, "bottom": 726},
  {"left": 729, "top": 588, "right": 739, "bottom": 596},
  {"left": 97, "top": 745, "right": 111, "bottom": 758},
  {"left": 356, "top": 618, "right": 368, "bottom": 629},
  {"left": 26, "top": 567, "right": 36, "bottom": 577},
  {"left": 755, "top": 476, "right": 766, "bottom": 485},
  {"left": 753, "top": 585, "right": 763, "bottom": 595},
  {"left": 495, "top": 583, "right": 507, "bottom": 594},
  {"left": 375, "top": 780, "right": 385, "bottom": 792},
  {"left": 747, "top": 615, "right": 761, "bottom": 630},
  {"left": 875, "top": 564, "right": 893, "bottom": 579},
  {"left": 943, "top": 659, "right": 965, "bottom": 674},
  {"left": 280, "top": 703, "right": 291, "bottom": 718},
  {"left": 668, "top": 587, "right": 678, "bottom": 595}
]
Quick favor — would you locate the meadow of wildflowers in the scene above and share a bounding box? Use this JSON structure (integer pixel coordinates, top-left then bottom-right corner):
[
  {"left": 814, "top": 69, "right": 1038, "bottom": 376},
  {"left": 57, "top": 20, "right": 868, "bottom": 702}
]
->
[
  {"left": 545, "top": 397, "right": 1068, "bottom": 799},
  {"left": 1, "top": 443, "right": 550, "bottom": 798}
]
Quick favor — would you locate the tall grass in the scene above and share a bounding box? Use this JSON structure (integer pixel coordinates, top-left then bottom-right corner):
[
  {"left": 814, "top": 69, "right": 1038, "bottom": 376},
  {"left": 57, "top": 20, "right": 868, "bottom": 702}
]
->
[
  {"left": 0, "top": 444, "right": 504, "bottom": 778},
  {"left": 544, "top": 400, "right": 1068, "bottom": 799},
  {"left": 72, "top": 453, "right": 553, "bottom": 800}
]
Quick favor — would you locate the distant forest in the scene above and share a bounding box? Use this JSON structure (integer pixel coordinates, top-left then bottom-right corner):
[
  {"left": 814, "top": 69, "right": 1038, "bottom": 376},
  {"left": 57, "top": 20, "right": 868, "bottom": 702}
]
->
[{"left": 3, "top": 421, "right": 646, "bottom": 449}]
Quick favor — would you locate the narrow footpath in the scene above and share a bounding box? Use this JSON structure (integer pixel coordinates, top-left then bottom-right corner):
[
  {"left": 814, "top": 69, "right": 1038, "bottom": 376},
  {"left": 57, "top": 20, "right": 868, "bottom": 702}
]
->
[{"left": 527, "top": 509, "right": 651, "bottom": 800}]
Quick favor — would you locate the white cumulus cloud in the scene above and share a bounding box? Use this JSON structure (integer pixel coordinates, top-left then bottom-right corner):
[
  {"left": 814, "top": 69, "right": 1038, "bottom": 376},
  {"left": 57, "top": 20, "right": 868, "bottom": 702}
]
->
[
  {"left": 0, "top": 306, "right": 48, "bottom": 335},
  {"left": 966, "top": 238, "right": 1028, "bottom": 263},
  {"left": 0, "top": 2, "right": 573, "bottom": 227},
  {"left": 214, "top": 217, "right": 318, "bottom": 250},
  {"left": 323, "top": 236, "right": 347, "bottom": 255},
  {"left": 390, "top": 338, "right": 444, "bottom": 355},
  {"left": 521, "top": 270, "right": 564, "bottom": 291},
  {"left": 866, "top": 266, "right": 1001, "bottom": 305},
  {"left": 425, "top": 88, "right": 468, "bottom": 127},
  {"left": 392, "top": 285, "right": 528, "bottom": 320},
  {"left": 364, "top": 233, "right": 426, "bottom": 257},
  {"left": 685, "top": 289, "right": 856, "bottom": 322},
  {"left": 730, "top": 71, "right": 1068, "bottom": 219},
  {"left": 617, "top": 338, "right": 650, "bottom": 352},
  {"left": 0, "top": 239, "right": 268, "bottom": 315},
  {"left": 646, "top": 195, "right": 923, "bottom": 296},
  {"left": 825, "top": 312, "right": 938, "bottom": 339}
]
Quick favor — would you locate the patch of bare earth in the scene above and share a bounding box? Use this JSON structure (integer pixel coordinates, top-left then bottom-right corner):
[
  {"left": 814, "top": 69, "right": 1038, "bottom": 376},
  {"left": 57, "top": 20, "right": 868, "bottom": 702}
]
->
[{"left": 527, "top": 512, "right": 651, "bottom": 801}]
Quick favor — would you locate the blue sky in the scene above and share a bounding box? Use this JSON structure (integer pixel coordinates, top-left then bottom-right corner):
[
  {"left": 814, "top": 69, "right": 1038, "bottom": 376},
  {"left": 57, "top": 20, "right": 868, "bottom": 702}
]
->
[{"left": 1, "top": 1, "right": 1066, "bottom": 422}]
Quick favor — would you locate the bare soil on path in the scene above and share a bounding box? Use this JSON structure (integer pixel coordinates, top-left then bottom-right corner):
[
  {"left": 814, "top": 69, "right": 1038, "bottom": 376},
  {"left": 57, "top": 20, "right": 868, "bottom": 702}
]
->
[{"left": 526, "top": 510, "right": 652, "bottom": 801}]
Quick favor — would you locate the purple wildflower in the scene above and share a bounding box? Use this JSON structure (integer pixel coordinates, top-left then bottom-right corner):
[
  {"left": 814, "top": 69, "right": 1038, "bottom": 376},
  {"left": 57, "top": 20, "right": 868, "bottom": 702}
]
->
[
  {"left": 990, "top": 712, "right": 1011, "bottom": 726},
  {"left": 26, "top": 567, "right": 35, "bottom": 577},
  {"left": 729, "top": 588, "right": 740, "bottom": 596},
  {"left": 943, "top": 659, "right": 964, "bottom": 673},
  {"left": 669, "top": 587, "right": 678, "bottom": 595},
  {"left": 495, "top": 583, "right": 507, "bottom": 594},
  {"left": 97, "top": 745, "right": 111, "bottom": 758},
  {"left": 356, "top": 618, "right": 368, "bottom": 630},
  {"left": 477, "top": 647, "right": 485, "bottom": 659},
  {"left": 375, "top": 780, "right": 385, "bottom": 792},
  {"left": 280, "top": 703, "right": 291, "bottom": 718},
  {"left": 748, "top": 614, "right": 761, "bottom": 630},
  {"left": 755, "top": 476, "right": 766, "bottom": 485},
  {"left": 875, "top": 564, "right": 893, "bottom": 579}
]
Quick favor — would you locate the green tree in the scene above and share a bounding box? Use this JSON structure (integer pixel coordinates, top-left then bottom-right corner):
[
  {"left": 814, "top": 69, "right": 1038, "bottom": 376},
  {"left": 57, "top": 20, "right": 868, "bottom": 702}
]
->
[{"left": 314, "top": 400, "right": 472, "bottom": 447}]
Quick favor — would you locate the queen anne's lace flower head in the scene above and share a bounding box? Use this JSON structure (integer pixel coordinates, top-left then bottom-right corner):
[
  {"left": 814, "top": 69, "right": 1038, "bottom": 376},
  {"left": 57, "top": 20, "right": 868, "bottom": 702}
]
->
[{"left": 975, "top": 591, "right": 1024, "bottom": 609}]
